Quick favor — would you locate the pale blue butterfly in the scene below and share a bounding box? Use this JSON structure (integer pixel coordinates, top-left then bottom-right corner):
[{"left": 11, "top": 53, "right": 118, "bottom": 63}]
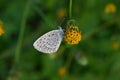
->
[{"left": 33, "top": 27, "right": 64, "bottom": 54}]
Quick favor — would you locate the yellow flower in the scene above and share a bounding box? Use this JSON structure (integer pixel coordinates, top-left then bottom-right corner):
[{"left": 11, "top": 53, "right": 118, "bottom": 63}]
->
[
  {"left": 58, "top": 67, "right": 67, "bottom": 77},
  {"left": 64, "top": 20, "right": 82, "bottom": 44},
  {"left": 0, "top": 21, "right": 5, "bottom": 36},
  {"left": 56, "top": 8, "right": 67, "bottom": 19},
  {"left": 105, "top": 3, "right": 116, "bottom": 14},
  {"left": 7, "top": 70, "right": 21, "bottom": 80},
  {"left": 112, "top": 41, "right": 119, "bottom": 50}
]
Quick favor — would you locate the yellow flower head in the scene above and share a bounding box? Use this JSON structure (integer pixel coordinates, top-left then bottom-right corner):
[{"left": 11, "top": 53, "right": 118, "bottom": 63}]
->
[
  {"left": 112, "top": 41, "right": 119, "bottom": 50},
  {"left": 0, "top": 21, "right": 5, "bottom": 36},
  {"left": 105, "top": 3, "right": 116, "bottom": 14},
  {"left": 58, "top": 67, "right": 67, "bottom": 77},
  {"left": 64, "top": 20, "right": 82, "bottom": 44},
  {"left": 56, "top": 8, "right": 67, "bottom": 19}
]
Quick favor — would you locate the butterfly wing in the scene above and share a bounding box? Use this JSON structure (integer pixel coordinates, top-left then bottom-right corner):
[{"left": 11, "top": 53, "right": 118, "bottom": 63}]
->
[{"left": 33, "top": 28, "right": 64, "bottom": 54}]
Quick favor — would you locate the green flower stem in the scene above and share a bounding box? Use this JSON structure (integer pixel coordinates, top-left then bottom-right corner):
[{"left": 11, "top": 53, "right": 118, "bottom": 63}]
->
[
  {"left": 69, "top": 0, "right": 73, "bottom": 19},
  {"left": 65, "top": 45, "right": 75, "bottom": 70},
  {"left": 65, "top": 52, "right": 74, "bottom": 70},
  {"left": 15, "top": 0, "right": 30, "bottom": 64}
]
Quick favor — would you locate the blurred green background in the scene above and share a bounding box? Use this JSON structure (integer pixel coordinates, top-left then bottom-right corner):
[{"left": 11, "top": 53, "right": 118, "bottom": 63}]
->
[{"left": 0, "top": 0, "right": 120, "bottom": 80}]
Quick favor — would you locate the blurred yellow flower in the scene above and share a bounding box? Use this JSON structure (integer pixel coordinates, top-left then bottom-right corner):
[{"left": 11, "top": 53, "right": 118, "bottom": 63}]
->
[
  {"left": 0, "top": 21, "right": 5, "bottom": 36},
  {"left": 58, "top": 67, "right": 67, "bottom": 77},
  {"left": 7, "top": 70, "right": 21, "bottom": 80},
  {"left": 105, "top": 3, "right": 116, "bottom": 14},
  {"left": 112, "top": 42, "right": 119, "bottom": 50},
  {"left": 56, "top": 8, "right": 67, "bottom": 19},
  {"left": 64, "top": 20, "right": 82, "bottom": 44}
]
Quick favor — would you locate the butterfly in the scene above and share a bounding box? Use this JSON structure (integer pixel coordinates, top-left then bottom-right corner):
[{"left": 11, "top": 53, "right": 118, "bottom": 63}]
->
[{"left": 33, "top": 27, "right": 64, "bottom": 54}]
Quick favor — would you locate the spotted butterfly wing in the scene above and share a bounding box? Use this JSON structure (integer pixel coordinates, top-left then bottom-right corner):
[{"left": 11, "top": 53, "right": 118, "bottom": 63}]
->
[{"left": 33, "top": 27, "right": 64, "bottom": 54}]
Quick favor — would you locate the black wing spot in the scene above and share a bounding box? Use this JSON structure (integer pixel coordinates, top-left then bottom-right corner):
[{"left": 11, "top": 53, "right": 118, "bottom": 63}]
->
[
  {"left": 52, "top": 33, "right": 55, "bottom": 36},
  {"left": 48, "top": 35, "right": 50, "bottom": 37},
  {"left": 37, "top": 44, "right": 39, "bottom": 47}
]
